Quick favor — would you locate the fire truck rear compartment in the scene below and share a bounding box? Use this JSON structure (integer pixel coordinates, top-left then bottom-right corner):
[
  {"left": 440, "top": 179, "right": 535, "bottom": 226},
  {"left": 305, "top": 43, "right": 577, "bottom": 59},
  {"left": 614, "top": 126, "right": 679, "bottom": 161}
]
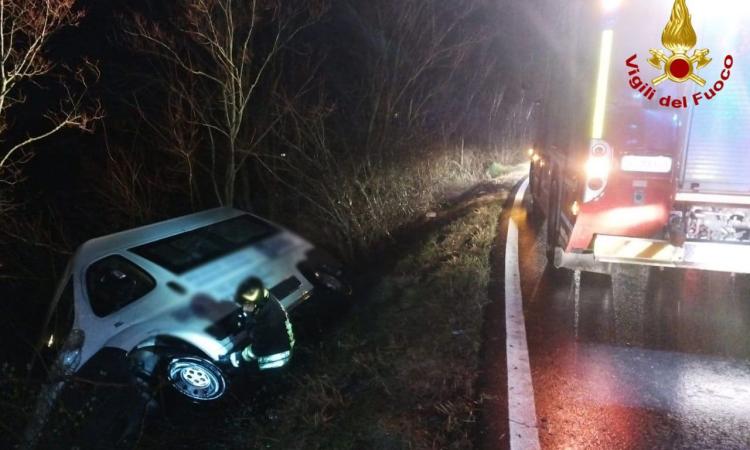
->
[
  {"left": 679, "top": 7, "right": 750, "bottom": 195},
  {"left": 673, "top": 206, "right": 750, "bottom": 243}
]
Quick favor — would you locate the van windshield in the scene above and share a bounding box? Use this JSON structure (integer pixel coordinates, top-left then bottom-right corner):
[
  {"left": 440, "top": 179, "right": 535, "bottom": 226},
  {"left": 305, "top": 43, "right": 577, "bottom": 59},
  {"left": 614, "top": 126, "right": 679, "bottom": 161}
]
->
[{"left": 130, "top": 215, "right": 279, "bottom": 274}]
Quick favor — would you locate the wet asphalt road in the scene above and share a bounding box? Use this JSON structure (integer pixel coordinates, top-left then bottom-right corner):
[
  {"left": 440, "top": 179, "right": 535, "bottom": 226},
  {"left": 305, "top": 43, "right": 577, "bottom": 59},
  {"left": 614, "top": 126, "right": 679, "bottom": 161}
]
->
[{"left": 506, "top": 186, "right": 750, "bottom": 449}]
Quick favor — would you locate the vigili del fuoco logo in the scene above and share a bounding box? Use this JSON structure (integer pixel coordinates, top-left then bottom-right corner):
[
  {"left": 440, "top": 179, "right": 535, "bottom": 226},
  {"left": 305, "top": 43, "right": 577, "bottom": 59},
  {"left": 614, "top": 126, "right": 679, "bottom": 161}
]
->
[{"left": 625, "top": 0, "right": 734, "bottom": 109}]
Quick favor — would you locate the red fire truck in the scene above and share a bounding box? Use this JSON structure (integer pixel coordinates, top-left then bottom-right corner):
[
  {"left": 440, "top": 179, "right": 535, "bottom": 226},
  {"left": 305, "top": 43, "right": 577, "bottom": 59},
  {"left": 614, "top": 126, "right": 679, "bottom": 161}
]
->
[{"left": 530, "top": 0, "right": 750, "bottom": 274}]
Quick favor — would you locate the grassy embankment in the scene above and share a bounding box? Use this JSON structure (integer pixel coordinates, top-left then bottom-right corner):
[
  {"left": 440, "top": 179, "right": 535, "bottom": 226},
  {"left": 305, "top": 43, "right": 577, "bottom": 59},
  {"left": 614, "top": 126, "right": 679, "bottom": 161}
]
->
[{"left": 140, "top": 166, "right": 525, "bottom": 450}]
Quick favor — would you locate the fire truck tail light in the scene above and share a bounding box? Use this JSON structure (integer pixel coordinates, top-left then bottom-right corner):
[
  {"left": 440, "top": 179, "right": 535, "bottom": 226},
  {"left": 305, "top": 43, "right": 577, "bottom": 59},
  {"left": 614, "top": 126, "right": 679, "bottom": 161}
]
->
[
  {"left": 602, "top": 0, "right": 623, "bottom": 13},
  {"left": 620, "top": 155, "right": 673, "bottom": 173},
  {"left": 588, "top": 178, "right": 605, "bottom": 191},
  {"left": 591, "top": 143, "right": 608, "bottom": 157},
  {"left": 584, "top": 140, "right": 613, "bottom": 203},
  {"left": 585, "top": 158, "right": 611, "bottom": 180}
]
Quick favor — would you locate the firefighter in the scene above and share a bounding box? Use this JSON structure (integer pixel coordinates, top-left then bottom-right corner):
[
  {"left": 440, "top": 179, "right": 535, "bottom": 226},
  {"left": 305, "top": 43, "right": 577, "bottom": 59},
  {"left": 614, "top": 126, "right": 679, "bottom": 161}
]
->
[{"left": 236, "top": 278, "right": 295, "bottom": 369}]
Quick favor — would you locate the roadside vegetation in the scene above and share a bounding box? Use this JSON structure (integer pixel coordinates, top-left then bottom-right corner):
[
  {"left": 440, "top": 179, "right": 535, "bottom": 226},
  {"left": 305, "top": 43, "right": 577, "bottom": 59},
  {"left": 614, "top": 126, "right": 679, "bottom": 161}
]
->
[
  {"left": 0, "top": 0, "right": 559, "bottom": 446},
  {"left": 137, "top": 169, "right": 523, "bottom": 450}
]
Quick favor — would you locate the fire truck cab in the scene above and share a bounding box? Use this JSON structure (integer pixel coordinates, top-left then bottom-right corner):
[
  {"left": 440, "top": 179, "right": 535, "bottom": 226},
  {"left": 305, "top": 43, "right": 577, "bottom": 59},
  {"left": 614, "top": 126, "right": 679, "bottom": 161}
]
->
[{"left": 531, "top": 0, "right": 750, "bottom": 274}]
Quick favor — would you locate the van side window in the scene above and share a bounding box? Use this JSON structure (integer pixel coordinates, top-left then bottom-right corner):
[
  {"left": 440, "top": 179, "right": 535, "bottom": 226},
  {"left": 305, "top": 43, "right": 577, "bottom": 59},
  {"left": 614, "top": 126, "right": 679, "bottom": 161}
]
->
[
  {"left": 43, "top": 278, "right": 75, "bottom": 352},
  {"left": 86, "top": 255, "right": 155, "bottom": 317},
  {"left": 130, "top": 215, "right": 278, "bottom": 274}
]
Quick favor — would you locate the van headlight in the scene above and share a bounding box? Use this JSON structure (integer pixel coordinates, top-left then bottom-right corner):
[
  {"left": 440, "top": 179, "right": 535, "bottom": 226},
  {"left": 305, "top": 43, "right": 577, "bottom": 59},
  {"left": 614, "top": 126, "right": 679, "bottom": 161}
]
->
[{"left": 58, "top": 329, "right": 85, "bottom": 375}]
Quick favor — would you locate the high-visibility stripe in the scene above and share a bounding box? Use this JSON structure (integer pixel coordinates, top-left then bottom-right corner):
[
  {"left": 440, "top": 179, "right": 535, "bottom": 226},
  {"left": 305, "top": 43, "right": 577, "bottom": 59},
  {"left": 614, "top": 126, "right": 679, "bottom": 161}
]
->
[
  {"left": 591, "top": 30, "right": 614, "bottom": 139},
  {"left": 593, "top": 234, "right": 750, "bottom": 274},
  {"left": 675, "top": 192, "right": 750, "bottom": 206}
]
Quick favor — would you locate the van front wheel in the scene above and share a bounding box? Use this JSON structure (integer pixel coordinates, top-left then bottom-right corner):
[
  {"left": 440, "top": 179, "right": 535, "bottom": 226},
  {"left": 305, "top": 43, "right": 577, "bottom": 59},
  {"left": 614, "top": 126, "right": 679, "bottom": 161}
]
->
[{"left": 166, "top": 356, "right": 226, "bottom": 402}]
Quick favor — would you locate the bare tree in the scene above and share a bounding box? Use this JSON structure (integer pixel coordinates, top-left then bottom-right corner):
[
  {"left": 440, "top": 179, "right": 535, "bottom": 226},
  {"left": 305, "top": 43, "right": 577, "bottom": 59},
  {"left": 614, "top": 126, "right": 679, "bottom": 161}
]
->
[
  {"left": 0, "top": 0, "right": 101, "bottom": 213},
  {"left": 126, "top": 0, "right": 321, "bottom": 206},
  {"left": 333, "top": 0, "right": 485, "bottom": 153}
]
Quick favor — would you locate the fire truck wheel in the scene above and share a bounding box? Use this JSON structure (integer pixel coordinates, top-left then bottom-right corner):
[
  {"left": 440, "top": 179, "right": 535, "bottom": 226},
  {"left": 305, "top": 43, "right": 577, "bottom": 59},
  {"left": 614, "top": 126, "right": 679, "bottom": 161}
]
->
[{"left": 527, "top": 185, "right": 545, "bottom": 225}]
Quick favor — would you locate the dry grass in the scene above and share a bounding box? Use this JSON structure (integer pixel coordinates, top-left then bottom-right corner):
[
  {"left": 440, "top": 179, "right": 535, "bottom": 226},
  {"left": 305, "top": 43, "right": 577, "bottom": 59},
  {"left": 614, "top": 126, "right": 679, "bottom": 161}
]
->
[
  {"left": 274, "top": 138, "right": 526, "bottom": 261},
  {"left": 257, "top": 190, "right": 507, "bottom": 449}
]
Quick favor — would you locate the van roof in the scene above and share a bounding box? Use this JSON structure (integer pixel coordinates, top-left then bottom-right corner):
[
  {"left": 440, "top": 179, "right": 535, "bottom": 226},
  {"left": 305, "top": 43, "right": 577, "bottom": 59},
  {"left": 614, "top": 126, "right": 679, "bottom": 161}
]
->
[{"left": 75, "top": 207, "right": 248, "bottom": 263}]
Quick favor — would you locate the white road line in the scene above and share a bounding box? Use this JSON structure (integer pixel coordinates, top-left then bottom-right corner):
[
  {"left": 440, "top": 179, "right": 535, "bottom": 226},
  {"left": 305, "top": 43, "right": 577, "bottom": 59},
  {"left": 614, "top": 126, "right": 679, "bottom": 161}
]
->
[{"left": 505, "top": 178, "right": 541, "bottom": 450}]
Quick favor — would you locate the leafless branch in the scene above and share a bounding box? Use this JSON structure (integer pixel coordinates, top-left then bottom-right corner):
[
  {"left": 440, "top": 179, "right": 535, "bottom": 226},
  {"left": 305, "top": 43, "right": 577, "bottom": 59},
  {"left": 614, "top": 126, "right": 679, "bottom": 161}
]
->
[
  {"left": 0, "top": 0, "right": 101, "bottom": 214},
  {"left": 124, "top": 0, "right": 321, "bottom": 206}
]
